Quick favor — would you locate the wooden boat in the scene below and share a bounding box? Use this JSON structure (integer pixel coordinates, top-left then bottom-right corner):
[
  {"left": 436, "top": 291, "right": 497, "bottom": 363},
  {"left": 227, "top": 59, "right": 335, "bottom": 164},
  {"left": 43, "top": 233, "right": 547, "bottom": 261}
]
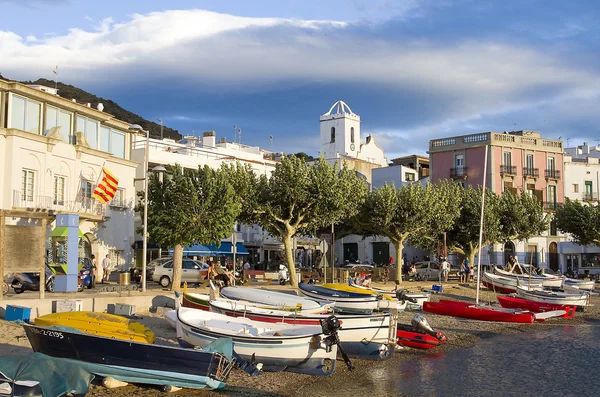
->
[
  {"left": 396, "top": 313, "right": 447, "bottom": 350},
  {"left": 182, "top": 291, "right": 325, "bottom": 314},
  {"left": 34, "top": 312, "right": 155, "bottom": 344},
  {"left": 334, "top": 281, "right": 430, "bottom": 310},
  {"left": 22, "top": 323, "right": 233, "bottom": 390},
  {"left": 297, "top": 283, "right": 407, "bottom": 314},
  {"left": 494, "top": 267, "right": 563, "bottom": 288},
  {"left": 176, "top": 307, "right": 342, "bottom": 376},
  {"left": 497, "top": 296, "right": 575, "bottom": 318},
  {"left": 481, "top": 272, "right": 543, "bottom": 294},
  {"left": 563, "top": 278, "right": 596, "bottom": 291},
  {"left": 515, "top": 286, "right": 591, "bottom": 308},
  {"left": 208, "top": 300, "right": 396, "bottom": 360},
  {"left": 219, "top": 287, "right": 326, "bottom": 312},
  {"left": 424, "top": 299, "right": 567, "bottom": 322},
  {"left": 182, "top": 292, "right": 212, "bottom": 311},
  {"left": 322, "top": 283, "right": 394, "bottom": 300}
]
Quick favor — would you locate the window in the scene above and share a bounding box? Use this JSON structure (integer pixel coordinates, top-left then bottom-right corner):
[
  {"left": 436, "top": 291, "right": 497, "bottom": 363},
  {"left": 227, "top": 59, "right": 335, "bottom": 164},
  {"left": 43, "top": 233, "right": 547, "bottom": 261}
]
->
[
  {"left": 503, "top": 151, "right": 512, "bottom": 166},
  {"left": 573, "top": 184, "right": 579, "bottom": 193},
  {"left": 526, "top": 183, "right": 535, "bottom": 196},
  {"left": 526, "top": 154, "right": 534, "bottom": 169},
  {"left": 46, "top": 106, "right": 73, "bottom": 143},
  {"left": 54, "top": 175, "right": 66, "bottom": 206},
  {"left": 350, "top": 127, "right": 355, "bottom": 144},
  {"left": 81, "top": 180, "right": 93, "bottom": 199},
  {"left": 9, "top": 94, "right": 41, "bottom": 134},
  {"left": 111, "top": 131, "right": 125, "bottom": 158},
  {"left": 455, "top": 154, "right": 464, "bottom": 168},
  {"left": 111, "top": 188, "right": 126, "bottom": 208},
  {"left": 550, "top": 219, "right": 558, "bottom": 236},
  {"left": 330, "top": 127, "right": 335, "bottom": 143},
  {"left": 548, "top": 185, "right": 556, "bottom": 204},
  {"left": 100, "top": 126, "right": 111, "bottom": 152},
  {"left": 21, "top": 169, "right": 35, "bottom": 202},
  {"left": 547, "top": 157, "right": 555, "bottom": 170},
  {"left": 585, "top": 181, "right": 592, "bottom": 197},
  {"left": 76, "top": 116, "right": 99, "bottom": 149},
  {"left": 405, "top": 172, "right": 415, "bottom": 182}
]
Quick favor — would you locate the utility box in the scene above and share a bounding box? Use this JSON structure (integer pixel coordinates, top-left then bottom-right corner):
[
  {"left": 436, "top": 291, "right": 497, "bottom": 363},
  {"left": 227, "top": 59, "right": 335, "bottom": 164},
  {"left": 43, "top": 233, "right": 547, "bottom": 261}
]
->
[
  {"left": 53, "top": 300, "right": 83, "bottom": 313},
  {"left": 5, "top": 305, "right": 31, "bottom": 322},
  {"left": 107, "top": 303, "right": 136, "bottom": 317}
]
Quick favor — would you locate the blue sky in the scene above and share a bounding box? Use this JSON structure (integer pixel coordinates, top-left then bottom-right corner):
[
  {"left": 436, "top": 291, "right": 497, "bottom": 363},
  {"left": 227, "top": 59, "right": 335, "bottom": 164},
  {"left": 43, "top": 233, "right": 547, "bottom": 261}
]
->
[{"left": 2, "top": 0, "right": 600, "bottom": 158}]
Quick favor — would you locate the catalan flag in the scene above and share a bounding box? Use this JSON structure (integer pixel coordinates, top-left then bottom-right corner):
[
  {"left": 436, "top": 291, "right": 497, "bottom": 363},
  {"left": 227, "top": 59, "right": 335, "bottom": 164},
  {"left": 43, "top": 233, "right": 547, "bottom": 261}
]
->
[{"left": 92, "top": 167, "right": 119, "bottom": 203}]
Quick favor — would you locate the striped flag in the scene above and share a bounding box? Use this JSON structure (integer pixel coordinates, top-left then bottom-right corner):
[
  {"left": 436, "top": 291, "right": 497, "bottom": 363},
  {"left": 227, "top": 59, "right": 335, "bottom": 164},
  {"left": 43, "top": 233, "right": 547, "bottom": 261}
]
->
[{"left": 92, "top": 167, "right": 119, "bottom": 203}]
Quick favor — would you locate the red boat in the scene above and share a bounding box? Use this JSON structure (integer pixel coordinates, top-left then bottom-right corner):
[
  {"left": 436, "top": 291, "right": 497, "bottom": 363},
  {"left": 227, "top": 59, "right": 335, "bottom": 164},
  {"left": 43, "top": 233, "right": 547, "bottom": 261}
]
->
[
  {"left": 396, "top": 325, "right": 446, "bottom": 350},
  {"left": 497, "top": 296, "right": 575, "bottom": 318},
  {"left": 423, "top": 300, "right": 535, "bottom": 323}
]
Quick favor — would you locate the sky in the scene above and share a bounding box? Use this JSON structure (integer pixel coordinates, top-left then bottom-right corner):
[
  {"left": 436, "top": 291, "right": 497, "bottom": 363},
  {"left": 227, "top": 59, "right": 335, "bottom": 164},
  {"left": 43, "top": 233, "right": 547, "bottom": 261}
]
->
[{"left": 1, "top": 0, "right": 600, "bottom": 159}]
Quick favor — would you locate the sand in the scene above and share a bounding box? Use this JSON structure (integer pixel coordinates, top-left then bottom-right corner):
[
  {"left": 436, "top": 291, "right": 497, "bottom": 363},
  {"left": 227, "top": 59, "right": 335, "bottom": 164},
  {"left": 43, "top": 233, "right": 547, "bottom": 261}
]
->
[{"left": 1, "top": 281, "right": 598, "bottom": 396}]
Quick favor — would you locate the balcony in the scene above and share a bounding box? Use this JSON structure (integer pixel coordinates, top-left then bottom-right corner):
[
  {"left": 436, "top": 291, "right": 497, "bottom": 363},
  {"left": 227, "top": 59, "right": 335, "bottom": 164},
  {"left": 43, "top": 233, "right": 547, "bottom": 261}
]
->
[
  {"left": 583, "top": 193, "right": 598, "bottom": 202},
  {"left": 545, "top": 169, "right": 561, "bottom": 179},
  {"left": 450, "top": 166, "right": 468, "bottom": 179},
  {"left": 12, "top": 190, "right": 109, "bottom": 221},
  {"left": 500, "top": 165, "right": 517, "bottom": 176},
  {"left": 544, "top": 202, "right": 559, "bottom": 211},
  {"left": 523, "top": 167, "right": 540, "bottom": 178}
]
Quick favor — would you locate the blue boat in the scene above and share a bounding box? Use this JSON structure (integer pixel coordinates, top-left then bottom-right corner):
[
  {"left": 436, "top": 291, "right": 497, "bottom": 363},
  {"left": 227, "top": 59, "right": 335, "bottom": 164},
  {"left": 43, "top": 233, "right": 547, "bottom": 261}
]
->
[{"left": 22, "top": 323, "right": 234, "bottom": 390}]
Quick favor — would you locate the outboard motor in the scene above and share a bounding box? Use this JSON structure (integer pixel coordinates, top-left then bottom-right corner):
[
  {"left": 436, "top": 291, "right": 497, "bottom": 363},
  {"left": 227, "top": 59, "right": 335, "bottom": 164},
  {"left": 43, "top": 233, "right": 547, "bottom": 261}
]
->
[
  {"left": 411, "top": 313, "right": 447, "bottom": 341},
  {"left": 320, "top": 315, "right": 353, "bottom": 371},
  {"left": 396, "top": 289, "right": 418, "bottom": 304}
]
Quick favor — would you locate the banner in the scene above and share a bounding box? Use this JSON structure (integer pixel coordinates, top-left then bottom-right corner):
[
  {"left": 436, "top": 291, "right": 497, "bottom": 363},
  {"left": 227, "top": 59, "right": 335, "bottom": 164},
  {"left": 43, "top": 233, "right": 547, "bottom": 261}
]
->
[{"left": 92, "top": 167, "right": 119, "bottom": 203}]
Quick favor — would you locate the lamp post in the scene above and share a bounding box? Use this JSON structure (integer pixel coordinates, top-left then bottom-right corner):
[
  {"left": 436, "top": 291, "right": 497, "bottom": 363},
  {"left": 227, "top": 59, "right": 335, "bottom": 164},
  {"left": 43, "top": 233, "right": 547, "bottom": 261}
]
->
[{"left": 129, "top": 124, "right": 150, "bottom": 292}]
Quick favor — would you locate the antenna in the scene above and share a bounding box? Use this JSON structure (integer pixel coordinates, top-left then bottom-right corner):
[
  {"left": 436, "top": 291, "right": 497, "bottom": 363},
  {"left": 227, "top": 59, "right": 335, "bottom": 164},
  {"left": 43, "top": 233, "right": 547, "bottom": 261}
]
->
[
  {"left": 53, "top": 65, "right": 58, "bottom": 92},
  {"left": 566, "top": 137, "right": 571, "bottom": 147},
  {"left": 157, "top": 118, "right": 163, "bottom": 139},
  {"left": 269, "top": 135, "right": 274, "bottom": 151},
  {"left": 237, "top": 127, "right": 242, "bottom": 145}
]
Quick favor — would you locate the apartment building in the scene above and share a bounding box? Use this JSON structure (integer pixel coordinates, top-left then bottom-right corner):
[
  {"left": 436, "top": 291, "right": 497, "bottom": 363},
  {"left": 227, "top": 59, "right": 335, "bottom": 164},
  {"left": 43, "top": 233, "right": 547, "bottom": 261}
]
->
[
  {"left": 429, "top": 130, "right": 564, "bottom": 271},
  {"left": 0, "top": 78, "right": 138, "bottom": 279}
]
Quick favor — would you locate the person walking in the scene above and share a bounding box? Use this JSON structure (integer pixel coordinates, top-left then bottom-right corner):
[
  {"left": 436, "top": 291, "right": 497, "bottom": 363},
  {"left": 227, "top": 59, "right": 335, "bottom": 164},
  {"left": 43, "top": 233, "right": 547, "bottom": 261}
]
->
[
  {"left": 90, "top": 254, "right": 97, "bottom": 288},
  {"left": 102, "top": 254, "right": 111, "bottom": 283},
  {"left": 441, "top": 258, "right": 450, "bottom": 283}
]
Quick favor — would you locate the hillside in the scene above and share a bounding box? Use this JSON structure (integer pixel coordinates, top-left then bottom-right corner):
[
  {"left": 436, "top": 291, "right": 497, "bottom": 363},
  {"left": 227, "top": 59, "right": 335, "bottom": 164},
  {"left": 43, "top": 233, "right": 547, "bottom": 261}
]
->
[{"left": 17, "top": 77, "right": 181, "bottom": 140}]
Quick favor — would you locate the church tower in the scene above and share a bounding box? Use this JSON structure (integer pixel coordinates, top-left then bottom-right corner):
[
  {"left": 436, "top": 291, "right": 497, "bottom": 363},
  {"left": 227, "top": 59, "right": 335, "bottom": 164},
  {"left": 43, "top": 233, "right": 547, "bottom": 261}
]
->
[{"left": 320, "top": 100, "right": 360, "bottom": 158}]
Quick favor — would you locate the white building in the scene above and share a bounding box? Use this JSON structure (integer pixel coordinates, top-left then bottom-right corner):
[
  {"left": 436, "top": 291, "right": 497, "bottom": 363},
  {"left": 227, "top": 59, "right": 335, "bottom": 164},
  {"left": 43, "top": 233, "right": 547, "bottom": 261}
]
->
[{"left": 0, "top": 79, "right": 138, "bottom": 274}]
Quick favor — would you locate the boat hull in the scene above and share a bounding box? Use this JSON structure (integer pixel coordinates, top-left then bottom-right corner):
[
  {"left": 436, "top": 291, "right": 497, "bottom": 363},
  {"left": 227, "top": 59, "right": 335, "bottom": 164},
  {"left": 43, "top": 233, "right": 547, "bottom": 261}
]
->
[
  {"left": 423, "top": 300, "right": 535, "bottom": 323},
  {"left": 176, "top": 308, "right": 337, "bottom": 376},
  {"left": 220, "top": 287, "right": 324, "bottom": 312},
  {"left": 564, "top": 278, "right": 595, "bottom": 291},
  {"left": 482, "top": 272, "right": 543, "bottom": 294},
  {"left": 494, "top": 268, "right": 563, "bottom": 288},
  {"left": 515, "top": 286, "right": 590, "bottom": 307},
  {"left": 22, "top": 324, "right": 229, "bottom": 390},
  {"left": 497, "top": 296, "right": 575, "bottom": 318},
  {"left": 182, "top": 292, "right": 211, "bottom": 311},
  {"left": 396, "top": 325, "right": 444, "bottom": 350},
  {"left": 208, "top": 301, "right": 396, "bottom": 360}
]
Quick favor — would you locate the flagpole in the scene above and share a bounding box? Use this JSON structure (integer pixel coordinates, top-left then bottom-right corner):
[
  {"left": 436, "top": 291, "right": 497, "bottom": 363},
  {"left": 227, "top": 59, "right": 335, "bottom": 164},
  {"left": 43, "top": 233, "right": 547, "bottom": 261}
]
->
[{"left": 475, "top": 144, "right": 488, "bottom": 305}]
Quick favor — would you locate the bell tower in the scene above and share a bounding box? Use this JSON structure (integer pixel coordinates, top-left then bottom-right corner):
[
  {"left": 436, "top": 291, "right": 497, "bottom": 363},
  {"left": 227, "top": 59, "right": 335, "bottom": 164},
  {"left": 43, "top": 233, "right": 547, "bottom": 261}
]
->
[{"left": 320, "top": 100, "right": 360, "bottom": 158}]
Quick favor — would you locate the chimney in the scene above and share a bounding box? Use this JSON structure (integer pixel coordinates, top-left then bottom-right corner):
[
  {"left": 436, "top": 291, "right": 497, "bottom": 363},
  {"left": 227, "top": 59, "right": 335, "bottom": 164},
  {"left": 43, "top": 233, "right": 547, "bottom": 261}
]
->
[
  {"left": 583, "top": 142, "right": 590, "bottom": 154},
  {"left": 219, "top": 137, "right": 227, "bottom": 144},
  {"left": 203, "top": 131, "right": 216, "bottom": 148},
  {"left": 97, "top": 103, "right": 104, "bottom": 112}
]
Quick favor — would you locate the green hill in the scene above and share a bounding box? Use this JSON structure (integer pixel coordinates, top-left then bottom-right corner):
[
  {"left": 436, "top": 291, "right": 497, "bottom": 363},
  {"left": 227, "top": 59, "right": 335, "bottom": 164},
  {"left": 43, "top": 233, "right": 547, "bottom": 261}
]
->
[{"left": 18, "top": 77, "right": 181, "bottom": 140}]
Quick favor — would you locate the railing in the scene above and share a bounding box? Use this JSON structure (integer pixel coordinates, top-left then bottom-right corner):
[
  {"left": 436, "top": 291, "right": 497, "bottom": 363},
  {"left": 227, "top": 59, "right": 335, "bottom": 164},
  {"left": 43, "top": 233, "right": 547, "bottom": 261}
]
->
[
  {"left": 431, "top": 138, "right": 457, "bottom": 147},
  {"left": 12, "top": 190, "right": 108, "bottom": 217},
  {"left": 544, "top": 202, "right": 558, "bottom": 211},
  {"left": 493, "top": 133, "right": 515, "bottom": 142},
  {"left": 450, "top": 166, "right": 468, "bottom": 179},
  {"left": 545, "top": 169, "right": 561, "bottom": 179},
  {"left": 523, "top": 167, "right": 539, "bottom": 178},
  {"left": 583, "top": 193, "right": 598, "bottom": 201},
  {"left": 500, "top": 165, "right": 517, "bottom": 175}
]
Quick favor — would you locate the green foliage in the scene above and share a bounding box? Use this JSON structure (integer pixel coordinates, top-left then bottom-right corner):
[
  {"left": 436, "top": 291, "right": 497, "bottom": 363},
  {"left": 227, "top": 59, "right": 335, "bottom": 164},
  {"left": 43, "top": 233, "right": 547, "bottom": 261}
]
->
[
  {"left": 555, "top": 198, "right": 600, "bottom": 246},
  {"left": 499, "top": 190, "right": 549, "bottom": 241},
  {"left": 293, "top": 152, "right": 315, "bottom": 162}
]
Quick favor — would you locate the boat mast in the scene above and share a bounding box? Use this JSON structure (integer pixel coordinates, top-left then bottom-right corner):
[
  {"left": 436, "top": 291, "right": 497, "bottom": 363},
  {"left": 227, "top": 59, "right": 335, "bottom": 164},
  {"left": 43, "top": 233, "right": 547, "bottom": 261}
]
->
[{"left": 475, "top": 144, "right": 489, "bottom": 305}]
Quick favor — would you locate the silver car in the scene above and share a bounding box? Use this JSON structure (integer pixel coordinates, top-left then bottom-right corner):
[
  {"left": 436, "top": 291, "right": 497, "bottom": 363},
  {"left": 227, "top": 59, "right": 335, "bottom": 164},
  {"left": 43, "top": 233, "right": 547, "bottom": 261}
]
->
[{"left": 152, "top": 259, "right": 209, "bottom": 287}]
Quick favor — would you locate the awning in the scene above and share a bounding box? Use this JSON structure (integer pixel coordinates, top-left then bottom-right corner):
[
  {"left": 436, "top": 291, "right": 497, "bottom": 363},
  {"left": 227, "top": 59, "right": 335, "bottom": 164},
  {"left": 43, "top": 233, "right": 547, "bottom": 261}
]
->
[
  {"left": 171, "top": 242, "right": 250, "bottom": 257},
  {"left": 50, "top": 226, "right": 84, "bottom": 238},
  {"left": 132, "top": 241, "right": 161, "bottom": 250}
]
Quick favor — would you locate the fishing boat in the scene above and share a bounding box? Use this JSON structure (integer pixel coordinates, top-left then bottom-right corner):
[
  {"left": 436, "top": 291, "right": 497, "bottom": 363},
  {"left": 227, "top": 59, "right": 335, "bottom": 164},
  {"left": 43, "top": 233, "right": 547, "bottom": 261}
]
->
[
  {"left": 497, "top": 296, "right": 575, "bottom": 318},
  {"left": 333, "top": 281, "right": 430, "bottom": 310},
  {"left": 208, "top": 299, "right": 396, "bottom": 360},
  {"left": 515, "top": 286, "right": 591, "bottom": 308},
  {"left": 22, "top": 323, "right": 234, "bottom": 390},
  {"left": 481, "top": 271, "right": 543, "bottom": 294},
  {"left": 563, "top": 278, "right": 596, "bottom": 291},
  {"left": 34, "top": 312, "right": 155, "bottom": 344},
  {"left": 220, "top": 286, "right": 327, "bottom": 312},
  {"left": 182, "top": 290, "right": 326, "bottom": 313},
  {"left": 297, "top": 282, "right": 406, "bottom": 314},
  {"left": 396, "top": 313, "right": 447, "bottom": 350},
  {"left": 182, "top": 292, "right": 212, "bottom": 311},
  {"left": 176, "top": 307, "right": 345, "bottom": 376},
  {"left": 494, "top": 267, "right": 563, "bottom": 288}
]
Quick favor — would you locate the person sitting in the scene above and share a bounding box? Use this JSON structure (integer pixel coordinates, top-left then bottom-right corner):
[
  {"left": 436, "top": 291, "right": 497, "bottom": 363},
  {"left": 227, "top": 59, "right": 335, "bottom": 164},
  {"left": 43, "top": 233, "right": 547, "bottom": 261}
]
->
[
  {"left": 408, "top": 264, "right": 417, "bottom": 281},
  {"left": 207, "top": 261, "right": 232, "bottom": 287},
  {"left": 361, "top": 274, "right": 372, "bottom": 287}
]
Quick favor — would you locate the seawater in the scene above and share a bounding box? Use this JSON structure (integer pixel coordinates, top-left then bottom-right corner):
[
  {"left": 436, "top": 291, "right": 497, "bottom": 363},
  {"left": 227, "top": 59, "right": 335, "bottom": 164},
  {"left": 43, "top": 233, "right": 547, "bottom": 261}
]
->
[{"left": 292, "top": 322, "right": 600, "bottom": 397}]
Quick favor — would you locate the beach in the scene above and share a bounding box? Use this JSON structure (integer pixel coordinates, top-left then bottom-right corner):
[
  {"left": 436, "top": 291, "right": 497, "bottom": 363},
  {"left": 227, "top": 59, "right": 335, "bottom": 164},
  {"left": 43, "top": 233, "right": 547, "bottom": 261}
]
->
[{"left": 1, "top": 281, "right": 598, "bottom": 396}]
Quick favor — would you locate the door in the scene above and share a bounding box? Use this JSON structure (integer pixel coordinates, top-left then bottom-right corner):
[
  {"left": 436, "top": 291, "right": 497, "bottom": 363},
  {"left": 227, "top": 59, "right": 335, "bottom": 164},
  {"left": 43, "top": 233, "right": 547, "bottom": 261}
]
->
[
  {"left": 504, "top": 241, "right": 515, "bottom": 266},
  {"left": 503, "top": 151, "right": 512, "bottom": 167},
  {"left": 182, "top": 259, "right": 201, "bottom": 282},
  {"left": 372, "top": 242, "right": 389, "bottom": 265},
  {"left": 585, "top": 181, "right": 593, "bottom": 200},
  {"left": 548, "top": 242, "right": 559, "bottom": 272},
  {"left": 343, "top": 243, "right": 359, "bottom": 263}
]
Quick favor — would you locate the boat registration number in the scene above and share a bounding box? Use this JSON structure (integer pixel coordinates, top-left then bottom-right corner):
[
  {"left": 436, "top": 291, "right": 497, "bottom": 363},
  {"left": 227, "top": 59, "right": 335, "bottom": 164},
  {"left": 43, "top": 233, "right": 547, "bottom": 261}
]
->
[{"left": 32, "top": 327, "right": 64, "bottom": 339}]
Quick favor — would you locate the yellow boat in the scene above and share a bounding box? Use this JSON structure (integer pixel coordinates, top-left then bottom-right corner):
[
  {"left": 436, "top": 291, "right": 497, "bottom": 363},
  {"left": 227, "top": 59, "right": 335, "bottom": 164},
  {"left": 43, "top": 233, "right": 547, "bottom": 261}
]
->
[
  {"left": 321, "top": 283, "right": 394, "bottom": 301},
  {"left": 34, "top": 311, "right": 155, "bottom": 344}
]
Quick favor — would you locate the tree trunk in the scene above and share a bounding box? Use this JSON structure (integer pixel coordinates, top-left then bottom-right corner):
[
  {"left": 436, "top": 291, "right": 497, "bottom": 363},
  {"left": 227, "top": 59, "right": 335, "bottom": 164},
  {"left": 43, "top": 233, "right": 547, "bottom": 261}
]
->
[
  {"left": 171, "top": 244, "right": 184, "bottom": 292},
  {"left": 282, "top": 233, "right": 298, "bottom": 287},
  {"left": 393, "top": 239, "right": 404, "bottom": 284}
]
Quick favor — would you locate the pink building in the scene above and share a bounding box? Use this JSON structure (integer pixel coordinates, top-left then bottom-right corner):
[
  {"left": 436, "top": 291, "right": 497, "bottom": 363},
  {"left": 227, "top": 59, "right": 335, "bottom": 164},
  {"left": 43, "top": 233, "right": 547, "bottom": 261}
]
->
[{"left": 428, "top": 130, "right": 564, "bottom": 269}]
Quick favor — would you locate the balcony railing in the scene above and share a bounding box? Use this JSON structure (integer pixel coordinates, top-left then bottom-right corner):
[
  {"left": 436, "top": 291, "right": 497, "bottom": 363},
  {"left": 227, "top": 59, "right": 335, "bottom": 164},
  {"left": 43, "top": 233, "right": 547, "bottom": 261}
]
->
[
  {"left": 450, "top": 166, "right": 468, "bottom": 179},
  {"left": 544, "top": 202, "right": 558, "bottom": 211},
  {"left": 545, "top": 169, "right": 561, "bottom": 179},
  {"left": 12, "top": 190, "right": 108, "bottom": 218},
  {"left": 500, "top": 165, "right": 517, "bottom": 175},
  {"left": 583, "top": 193, "right": 598, "bottom": 202},
  {"left": 523, "top": 167, "right": 540, "bottom": 178}
]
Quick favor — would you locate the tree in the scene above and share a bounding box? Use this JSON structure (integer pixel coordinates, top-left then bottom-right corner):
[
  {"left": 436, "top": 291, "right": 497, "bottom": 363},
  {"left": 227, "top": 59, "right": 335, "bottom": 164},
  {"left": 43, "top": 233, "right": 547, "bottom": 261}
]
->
[
  {"left": 555, "top": 198, "right": 600, "bottom": 246},
  {"left": 499, "top": 190, "right": 549, "bottom": 242},
  {"left": 224, "top": 156, "right": 368, "bottom": 286},
  {"left": 140, "top": 164, "right": 240, "bottom": 291},
  {"left": 362, "top": 181, "right": 462, "bottom": 283},
  {"left": 445, "top": 186, "right": 503, "bottom": 267}
]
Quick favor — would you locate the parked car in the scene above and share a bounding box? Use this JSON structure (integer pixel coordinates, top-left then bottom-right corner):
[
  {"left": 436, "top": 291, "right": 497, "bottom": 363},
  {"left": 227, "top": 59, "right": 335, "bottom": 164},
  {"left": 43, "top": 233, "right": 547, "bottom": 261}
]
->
[
  {"left": 152, "top": 259, "right": 209, "bottom": 287},
  {"left": 413, "top": 261, "right": 460, "bottom": 281}
]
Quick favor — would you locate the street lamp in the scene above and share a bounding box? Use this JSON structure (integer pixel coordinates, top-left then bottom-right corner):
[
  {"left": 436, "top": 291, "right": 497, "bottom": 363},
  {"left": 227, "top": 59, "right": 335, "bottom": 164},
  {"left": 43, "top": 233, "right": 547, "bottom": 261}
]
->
[{"left": 129, "top": 124, "right": 149, "bottom": 292}]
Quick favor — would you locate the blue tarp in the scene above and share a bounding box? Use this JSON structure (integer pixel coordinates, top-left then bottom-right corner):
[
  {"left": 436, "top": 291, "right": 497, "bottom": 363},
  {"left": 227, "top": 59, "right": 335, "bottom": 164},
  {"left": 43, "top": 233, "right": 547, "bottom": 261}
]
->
[{"left": 169, "top": 242, "right": 249, "bottom": 257}]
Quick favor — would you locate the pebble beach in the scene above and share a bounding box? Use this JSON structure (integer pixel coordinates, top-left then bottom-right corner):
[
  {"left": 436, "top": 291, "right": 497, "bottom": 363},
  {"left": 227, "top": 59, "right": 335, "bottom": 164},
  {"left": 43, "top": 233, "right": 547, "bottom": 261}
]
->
[{"left": 1, "top": 281, "right": 598, "bottom": 396}]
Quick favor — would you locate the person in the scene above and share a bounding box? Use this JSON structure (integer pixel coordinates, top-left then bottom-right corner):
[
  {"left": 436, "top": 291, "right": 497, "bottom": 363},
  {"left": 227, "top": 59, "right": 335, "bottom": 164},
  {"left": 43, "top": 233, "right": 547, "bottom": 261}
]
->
[
  {"left": 361, "top": 274, "right": 372, "bottom": 287},
  {"left": 462, "top": 259, "right": 470, "bottom": 283},
  {"left": 409, "top": 264, "right": 417, "bottom": 281},
  {"left": 469, "top": 264, "right": 475, "bottom": 282},
  {"left": 90, "top": 254, "right": 97, "bottom": 288},
  {"left": 383, "top": 266, "right": 389, "bottom": 284},
  {"left": 102, "top": 254, "right": 111, "bottom": 283},
  {"left": 208, "top": 261, "right": 232, "bottom": 287},
  {"left": 389, "top": 256, "right": 395, "bottom": 268},
  {"left": 392, "top": 279, "right": 401, "bottom": 292},
  {"left": 243, "top": 260, "right": 251, "bottom": 280}
]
